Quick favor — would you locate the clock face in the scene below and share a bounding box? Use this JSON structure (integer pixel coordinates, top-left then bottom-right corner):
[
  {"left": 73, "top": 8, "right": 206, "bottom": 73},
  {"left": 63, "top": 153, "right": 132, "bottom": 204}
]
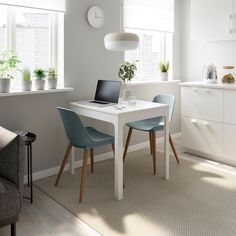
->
[{"left": 87, "top": 6, "right": 104, "bottom": 28}]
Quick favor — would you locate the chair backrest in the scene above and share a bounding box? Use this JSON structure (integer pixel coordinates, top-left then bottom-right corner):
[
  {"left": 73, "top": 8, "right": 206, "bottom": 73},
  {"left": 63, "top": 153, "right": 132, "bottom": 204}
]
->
[
  {"left": 57, "top": 107, "right": 91, "bottom": 148},
  {"left": 152, "top": 94, "right": 175, "bottom": 122}
]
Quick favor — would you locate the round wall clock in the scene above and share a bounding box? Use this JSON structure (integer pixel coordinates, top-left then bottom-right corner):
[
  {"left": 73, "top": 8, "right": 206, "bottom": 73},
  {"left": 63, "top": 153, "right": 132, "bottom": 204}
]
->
[{"left": 87, "top": 6, "right": 104, "bottom": 28}]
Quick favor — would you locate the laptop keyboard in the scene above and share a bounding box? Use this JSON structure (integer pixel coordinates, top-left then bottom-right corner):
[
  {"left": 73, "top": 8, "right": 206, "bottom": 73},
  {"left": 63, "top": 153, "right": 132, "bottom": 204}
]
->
[{"left": 90, "top": 100, "right": 110, "bottom": 105}]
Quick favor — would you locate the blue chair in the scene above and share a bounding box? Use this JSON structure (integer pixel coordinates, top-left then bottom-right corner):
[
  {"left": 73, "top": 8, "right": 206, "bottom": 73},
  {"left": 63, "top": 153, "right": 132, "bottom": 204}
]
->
[
  {"left": 123, "top": 94, "right": 179, "bottom": 175},
  {"left": 55, "top": 107, "right": 114, "bottom": 203}
]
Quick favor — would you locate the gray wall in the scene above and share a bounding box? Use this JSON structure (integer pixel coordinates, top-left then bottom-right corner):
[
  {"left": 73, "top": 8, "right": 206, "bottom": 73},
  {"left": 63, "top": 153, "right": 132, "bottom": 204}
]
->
[
  {"left": 0, "top": 0, "right": 181, "bottom": 174},
  {"left": 181, "top": 0, "right": 236, "bottom": 82}
]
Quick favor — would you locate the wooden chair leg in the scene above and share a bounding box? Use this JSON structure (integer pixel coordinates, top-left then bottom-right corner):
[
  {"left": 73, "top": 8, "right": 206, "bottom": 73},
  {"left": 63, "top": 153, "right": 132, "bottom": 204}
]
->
[
  {"left": 90, "top": 149, "right": 94, "bottom": 173},
  {"left": 151, "top": 132, "right": 157, "bottom": 175},
  {"left": 111, "top": 144, "right": 115, "bottom": 154},
  {"left": 149, "top": 132, "right": 153, "bottom": 155},
  {"left": 54, "top": 144, "right": 72, "bottom": 187},
  {"left": 123, "top": 128, "right": 133, "bottom": 161},
  {"left": 79, "top": 149, "right": 89, "bottom": 203},
  {"left": 11, "top": 223, "right": 16, "bottom": 236},
  {"left": 169, "top": 134, "right": 180, "bottom": 164}
]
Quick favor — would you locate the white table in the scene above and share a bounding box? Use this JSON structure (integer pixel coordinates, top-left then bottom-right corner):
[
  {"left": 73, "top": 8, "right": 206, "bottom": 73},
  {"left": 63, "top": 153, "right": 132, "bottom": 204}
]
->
[{"left": 70, "top": 100, "right": 169, "bottom": 200}]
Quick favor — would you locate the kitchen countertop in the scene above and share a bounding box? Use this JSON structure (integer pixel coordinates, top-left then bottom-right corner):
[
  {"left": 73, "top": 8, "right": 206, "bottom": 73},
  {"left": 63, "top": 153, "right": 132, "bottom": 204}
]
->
[{"left": 180, "top": 81, "right": 236, "bottom": 90}]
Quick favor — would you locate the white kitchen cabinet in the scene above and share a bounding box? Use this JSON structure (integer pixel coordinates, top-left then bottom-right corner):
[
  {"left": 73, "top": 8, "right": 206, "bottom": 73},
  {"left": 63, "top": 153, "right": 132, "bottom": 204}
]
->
[
  {"left": 223, "top": 124, "right": 236, "bottom": 162},
  {"left": 181, "top": 82, "right": 236, "bottom": 166},
  {"left": 191, "top": 0, "right": 236, "bottom": 41},
  {"left": 182, "top": 117, "right": 223, "bottom": 157},
  {"left": 181, "top": 87, "right": 223, "bottom": 122},
  {"left": 224, "top": 89, "right": 236, "bottom": 125}
]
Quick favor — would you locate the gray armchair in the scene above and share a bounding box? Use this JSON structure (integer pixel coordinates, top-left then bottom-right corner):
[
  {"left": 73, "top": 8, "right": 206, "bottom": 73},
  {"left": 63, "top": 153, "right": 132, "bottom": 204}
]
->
[{"left": 0, "top": 126, "right": 25, "bottom": 236}]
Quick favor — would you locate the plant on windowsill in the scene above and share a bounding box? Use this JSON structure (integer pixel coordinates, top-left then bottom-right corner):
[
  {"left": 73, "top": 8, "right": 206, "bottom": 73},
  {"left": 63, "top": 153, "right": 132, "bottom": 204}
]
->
[
  {"left": 0, "top": 50, "right": 21, "bottom": 93},
  {"left": 46, "top": 67, "right": 58, "bottom": 89},
  {"left": 159, "top": 61, "right": 169, "bottom": 81},
  {"left": 118, "top": 61, "right": 137, "bottom": 102},
  {"left": 33, "top": 68, "right": 46, "bottom": 90},
  {"left": 21, "top": 68, "right": 32, "bottom": 91}
]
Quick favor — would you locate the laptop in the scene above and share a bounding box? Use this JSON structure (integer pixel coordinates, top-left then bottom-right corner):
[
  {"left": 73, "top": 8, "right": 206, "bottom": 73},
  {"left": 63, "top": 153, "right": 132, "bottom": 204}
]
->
[
  {"left": 77, "top": 80, "right": 121, "bottom": 107},
  {"left": 90, "top": 80, "right": 121, "bottom": 104}
]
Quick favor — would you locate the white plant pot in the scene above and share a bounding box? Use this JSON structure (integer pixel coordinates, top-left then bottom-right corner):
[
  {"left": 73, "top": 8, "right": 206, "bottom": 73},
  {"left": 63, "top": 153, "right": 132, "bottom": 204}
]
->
[
  {"left": 0, "top": 78, "right": 11, "bottom": 93},
  {"left": 160, "top": 72, "right": 168, "bottom": 81},
  {"left": 21, "top": 81, "right": 32, "bottom": 91},
  {"left": 34, "top": 80, "right": 45, "bottom": 90},
  {"left": 47, "top": 80, "right": 57, "bottom": 89}
]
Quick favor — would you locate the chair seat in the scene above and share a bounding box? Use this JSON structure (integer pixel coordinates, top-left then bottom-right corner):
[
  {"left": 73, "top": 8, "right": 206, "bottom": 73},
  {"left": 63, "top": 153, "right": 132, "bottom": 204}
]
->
[
  {"left": 85, "top": 127, "right": 114, "bottom": 148},
  {"left": 127, "top": 116, "right": 164, "bottom": 132}
]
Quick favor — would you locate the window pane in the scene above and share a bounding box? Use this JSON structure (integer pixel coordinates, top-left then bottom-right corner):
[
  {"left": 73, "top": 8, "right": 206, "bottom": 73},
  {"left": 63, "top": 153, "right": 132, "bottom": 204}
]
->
[
  {"left": 142, "top": 30, "right": 162, "bottom": 78},
  {"left": 125, "top": 29, "right": 163, "bottom": 79},
  {"left": 0, "top": 5, "right": 7, "bottom": 50},
  {"left": 15, "top": 7, "right": 50, "bottom": 71}
]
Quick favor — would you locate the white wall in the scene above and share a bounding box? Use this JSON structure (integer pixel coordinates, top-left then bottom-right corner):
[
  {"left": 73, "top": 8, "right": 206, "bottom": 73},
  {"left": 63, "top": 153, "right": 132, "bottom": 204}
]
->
[
  {"left": 0, "top": 0, "right": 182, "bottom": 174},
  {"left": 181, "top": 0, "right": 236, "bottom": 82}
]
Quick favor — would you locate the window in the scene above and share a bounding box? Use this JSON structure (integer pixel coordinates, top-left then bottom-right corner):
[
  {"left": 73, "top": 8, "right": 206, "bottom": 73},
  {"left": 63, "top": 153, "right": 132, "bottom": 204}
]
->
[
  {"left": 124, "top": 0, "right": 174, "bottom": 80},
  {"left": 0, "top": 5, "right": 7, "bottom": 49},
  {"left": 0, "top": 0, "right": 65, "bottom": 89},
  {"left": 16, "top": 8, "right": 50, "bottom": 70}
]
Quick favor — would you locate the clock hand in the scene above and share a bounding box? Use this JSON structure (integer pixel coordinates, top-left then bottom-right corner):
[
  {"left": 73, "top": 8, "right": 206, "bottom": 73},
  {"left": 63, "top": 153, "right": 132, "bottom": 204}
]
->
[{"left": 95, "top": 12, "right": 103, "bottom": 18}]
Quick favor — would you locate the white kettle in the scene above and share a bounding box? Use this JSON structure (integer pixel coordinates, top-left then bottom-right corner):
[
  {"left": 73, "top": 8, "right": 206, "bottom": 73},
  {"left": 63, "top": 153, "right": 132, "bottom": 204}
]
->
[{"left": 202, "top": 63, "right": 217, "bottom": 83}]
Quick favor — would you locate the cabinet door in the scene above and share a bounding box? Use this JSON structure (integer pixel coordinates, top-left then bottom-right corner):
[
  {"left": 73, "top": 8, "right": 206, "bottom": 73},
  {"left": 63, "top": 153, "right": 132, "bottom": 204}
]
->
[
  {"left": 233, "top": 0, "right": 236, "bottom": 38},
  {"left": 191, "top": 0, "right": 233, "bottom": 41},
  {"left": 224, "top": 89, "right": 236, "bottom": 125},
  {"left": 182, "top": 116, "right": 223, "bottom": 157},
  {"left": 223, "top": 124, "right": 236, "bottom": 162},
  {"left": 181, "top": 87, "right": 223, "bottom": 122}
]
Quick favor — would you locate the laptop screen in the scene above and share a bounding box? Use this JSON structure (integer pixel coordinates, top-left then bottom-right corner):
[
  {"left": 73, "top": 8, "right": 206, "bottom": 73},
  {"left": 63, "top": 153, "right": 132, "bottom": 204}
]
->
[{"left": 94, "top": 80, "right": 121, "bottom": 103}]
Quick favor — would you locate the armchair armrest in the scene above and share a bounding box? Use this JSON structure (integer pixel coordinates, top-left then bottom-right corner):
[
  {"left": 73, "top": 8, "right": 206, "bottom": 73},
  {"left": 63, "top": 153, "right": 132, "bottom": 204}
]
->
[{"left": 0, "top": 126, "right": 25, "bottom": 197}]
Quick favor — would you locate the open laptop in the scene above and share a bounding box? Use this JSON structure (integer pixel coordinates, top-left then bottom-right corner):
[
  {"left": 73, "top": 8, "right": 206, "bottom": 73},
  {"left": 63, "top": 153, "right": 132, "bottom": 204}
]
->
[{"left": 77, "top": 80, "right": 121, "bottom": 107}]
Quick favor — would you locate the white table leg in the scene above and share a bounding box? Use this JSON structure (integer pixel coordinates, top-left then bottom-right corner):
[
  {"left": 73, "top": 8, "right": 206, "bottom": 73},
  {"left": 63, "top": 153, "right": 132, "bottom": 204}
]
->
[
  {"left": 114, "top": 121, "right": 123, "bottom": 200},
  {"left": 70, "top": 147, "right": 75, "bottom": 175},
  {"left": 164, "top": 114, "right": 170, "bottom": 180}
]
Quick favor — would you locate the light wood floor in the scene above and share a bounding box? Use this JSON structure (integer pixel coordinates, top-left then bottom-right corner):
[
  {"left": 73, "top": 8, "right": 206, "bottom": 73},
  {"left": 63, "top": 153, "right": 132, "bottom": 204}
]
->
[
  {"left": 1, "top": 137, "right": 235, "bottom": 236},
  {"left": 0, "top": 187, "right": 100, "bottom": 236}
]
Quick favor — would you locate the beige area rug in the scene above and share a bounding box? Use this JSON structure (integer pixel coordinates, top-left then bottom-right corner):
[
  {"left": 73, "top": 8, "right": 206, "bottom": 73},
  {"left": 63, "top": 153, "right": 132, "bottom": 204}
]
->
[{"left": 35, "top": 150, "right": 236, "bottom": 236}]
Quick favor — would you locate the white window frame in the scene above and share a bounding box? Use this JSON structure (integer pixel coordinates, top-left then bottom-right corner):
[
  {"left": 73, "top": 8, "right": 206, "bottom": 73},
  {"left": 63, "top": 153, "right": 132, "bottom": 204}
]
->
[
  {"left": 123, "top": 0, "right": 174, "bottom": 82},
  {"left": 1, "top": 4, "right": 64, "bottom": 88}
]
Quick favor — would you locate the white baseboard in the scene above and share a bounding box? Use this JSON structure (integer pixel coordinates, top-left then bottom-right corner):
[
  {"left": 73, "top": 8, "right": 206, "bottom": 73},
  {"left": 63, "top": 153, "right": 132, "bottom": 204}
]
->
[{"left": 26, "top": 132, "right": 181, "bottom": 183}]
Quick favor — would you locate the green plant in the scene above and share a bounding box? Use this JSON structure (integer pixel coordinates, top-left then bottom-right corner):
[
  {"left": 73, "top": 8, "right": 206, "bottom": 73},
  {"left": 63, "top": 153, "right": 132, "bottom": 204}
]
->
[
  {"left": 159, "top": 61, "right": 169, "bottom": 73},
  {"left": 22, "top": 68, "right": 31, "bottom": 81},
  {"left": 47, "top": 67, "right": 58, "bottom": 80},
  {"left": 118, "top": 61, "right": 137, "bottom": 83},
  {"left": 0, "top": 50, "right": 21, "bottom": 79},
  {"left": 34, "top": 68, "right": 46, "bottom": 80}
]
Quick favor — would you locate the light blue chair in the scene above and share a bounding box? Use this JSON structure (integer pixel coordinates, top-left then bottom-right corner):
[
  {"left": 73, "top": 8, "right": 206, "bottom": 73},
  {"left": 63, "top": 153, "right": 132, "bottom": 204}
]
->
[
  {"left": 55, "top": 107, "right": 114, "bottom": 203},
  {"left": 123, "top": 94, "right": 179, "bottom": 175}
]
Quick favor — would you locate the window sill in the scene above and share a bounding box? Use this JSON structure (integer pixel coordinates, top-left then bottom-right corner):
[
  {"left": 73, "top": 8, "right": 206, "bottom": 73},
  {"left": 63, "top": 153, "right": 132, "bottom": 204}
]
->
[
  {"left": 129, "top": 79, "right": 180, "bottom": 86},
  {"left": 0, "top": 87, "right": 73, "bottom": 97}
]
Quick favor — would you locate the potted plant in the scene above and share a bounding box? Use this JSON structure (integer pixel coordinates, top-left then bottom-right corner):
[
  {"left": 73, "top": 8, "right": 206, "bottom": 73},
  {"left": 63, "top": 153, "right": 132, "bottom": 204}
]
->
[
  {"left": 46, "top": 67, "right": 58, "bottom": 89},
  {"left": 21, "top": 68, "right": 32, "bottom": 91},
  {"left": 118, "top": 61, "right": 137, "bottom": 102},
  {"left": 159, "top": 61, "right": 169, "bottom": 81},
  {"left": 0, "top": 50, "right": 21, "bottom": 93},
  {"left": 33, "top": 68, "right": 46, "bottom": 90}
]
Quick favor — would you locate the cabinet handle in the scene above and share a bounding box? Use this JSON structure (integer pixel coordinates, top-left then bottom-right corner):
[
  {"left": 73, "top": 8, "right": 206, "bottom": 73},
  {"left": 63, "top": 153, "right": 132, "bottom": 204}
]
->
[
  {"left": 192, "top": 88, "right": 198, "bottom": 92},
  {"left": 205, "top": 89, "right": 210, "bottom": 93},
  {"left": 203, "top": 122, "right": 209, "bottom": 126},
  {"left": 228, "top": 14, "right": 234, "bottom": 34},
  {"left": 191, "top": 119, "right": 197, "bottom": 124}
]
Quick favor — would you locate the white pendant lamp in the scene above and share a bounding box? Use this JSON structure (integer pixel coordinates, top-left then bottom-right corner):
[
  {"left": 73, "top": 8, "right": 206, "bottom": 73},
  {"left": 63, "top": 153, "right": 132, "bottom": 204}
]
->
[
  {"left": 104, "top": 0, "right": 139, "bottom": 51},
  {"left": 104, "top": 32, "right": 139, "bottom": 51}
]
